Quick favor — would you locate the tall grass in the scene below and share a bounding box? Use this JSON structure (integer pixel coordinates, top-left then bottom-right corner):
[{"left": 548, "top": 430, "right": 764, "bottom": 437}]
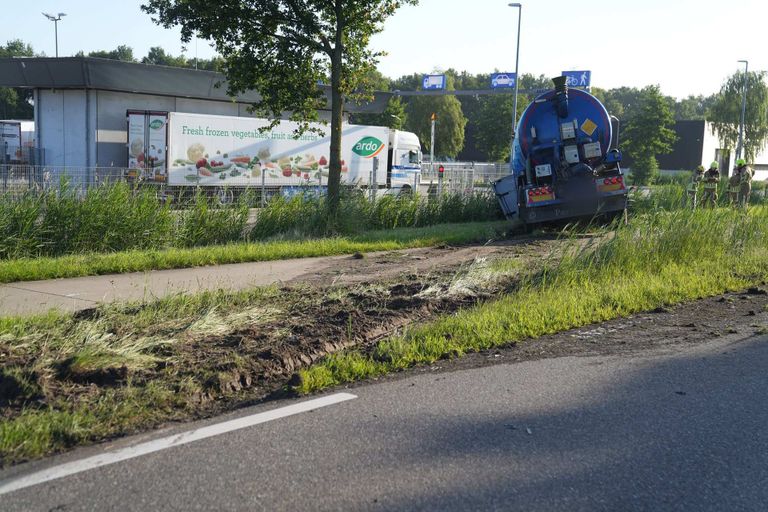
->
[
  {"left": 298, "top": 206, "right": 768, "bottom": 392},
  {"left": 249, "top": 190, "right": 502, "bottom": 239},
  {"left": 0, "top": 183, "right": 502, "bottom": 260},
  {"left": 631, "top": 179, "right": 768, "bottom": 214}
]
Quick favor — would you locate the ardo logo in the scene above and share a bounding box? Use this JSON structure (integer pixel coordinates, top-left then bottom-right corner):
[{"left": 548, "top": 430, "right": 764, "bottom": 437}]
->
[
  {"left": 352, "top": 136, "right": 384, "bottom": 158},
  {"left": 149, "top": 119, "right": 165, "bottom": 130}
]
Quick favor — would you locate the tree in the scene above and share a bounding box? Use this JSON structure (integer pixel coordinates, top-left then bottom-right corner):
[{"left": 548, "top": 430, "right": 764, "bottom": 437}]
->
[
  {"left": 622, "top": 85, "right": 677, "bottom": 185},
  {"left": 85, "top": 45, "right": 137, "bottom": 62},
  {"left": 709, "top": 71, "right": 768, "bottom": 162},
  {"left": 0, "top": 40, "right": 35, "bottom": 119},
  {"left": 142, "top": 0, "right": 417, "bottom": 212},
  {"left": 142, "top": 46, "right": 188, "bottom": 67},
  {"left": 350, "top": 97, "right": 407, "bottom": 129},
  {"left": 404, "top": 73, "right": 466, "bottom": 159},
  {"left": 673, "top": 94, "right": 717, "bottom": 121}
]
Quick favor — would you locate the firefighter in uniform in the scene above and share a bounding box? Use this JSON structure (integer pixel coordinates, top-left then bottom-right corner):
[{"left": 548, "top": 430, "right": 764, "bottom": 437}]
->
[
  {"left": 728, "top": 166, "right": 742, "bottom": 206},
  {"left": 736, "top": 158, "right": 753, "bottom": 208},
  {"left": 686, "top": 165, "right": 705, "bottom": 209},
  {"left": 700, "top": 161, "right": 720, "bottom": 208}
]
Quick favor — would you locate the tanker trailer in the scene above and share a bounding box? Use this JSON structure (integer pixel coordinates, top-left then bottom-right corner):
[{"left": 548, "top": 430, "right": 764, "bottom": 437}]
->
[{"left": 493, "top": 76, "right": 627, "bottom": 228}]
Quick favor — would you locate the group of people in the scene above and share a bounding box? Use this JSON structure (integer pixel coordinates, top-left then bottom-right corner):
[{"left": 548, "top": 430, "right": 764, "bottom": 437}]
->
[{"left": 686, "top": 159, "right": 754, "bottom": 209}]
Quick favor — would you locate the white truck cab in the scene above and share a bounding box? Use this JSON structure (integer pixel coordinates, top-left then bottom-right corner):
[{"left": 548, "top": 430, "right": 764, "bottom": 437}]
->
[{"left": 388, "top": 129, "right": 422, "bottom": 191}]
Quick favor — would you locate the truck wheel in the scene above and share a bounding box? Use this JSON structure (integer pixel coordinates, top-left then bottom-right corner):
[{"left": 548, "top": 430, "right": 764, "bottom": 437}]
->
[{"left": 216, "top": 187, "right": 234, "bottom": 204}]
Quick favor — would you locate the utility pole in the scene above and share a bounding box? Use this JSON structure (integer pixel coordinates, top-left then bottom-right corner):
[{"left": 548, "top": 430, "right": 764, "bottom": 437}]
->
[
  {"left": 508, "top": 3, "right": 523, "bottom": 165},
  {"left": 736, "top": 60, "right": 749, "bottom": 163},
  {"left": 430, "top": 113, "right": 440, "bottom": 195},
  {"left": 42, "top": 12, "right": 67, "bottom": 57}
]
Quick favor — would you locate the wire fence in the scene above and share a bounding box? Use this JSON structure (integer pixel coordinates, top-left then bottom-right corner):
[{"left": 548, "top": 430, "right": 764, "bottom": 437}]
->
[{"left": 0, "top": 162, "right": 512, "bottom": 204}]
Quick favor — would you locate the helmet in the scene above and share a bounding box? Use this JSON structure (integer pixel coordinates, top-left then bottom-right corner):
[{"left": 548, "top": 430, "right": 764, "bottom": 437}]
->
[
  {"left": 736, "top": 158, "right": 746, "bottom": 166},
  {"left": 710, "top": 161, "right": 719, "bottom": 169},
  {"left": 696, "top": 165, "right": 705, "bottom": 172}
]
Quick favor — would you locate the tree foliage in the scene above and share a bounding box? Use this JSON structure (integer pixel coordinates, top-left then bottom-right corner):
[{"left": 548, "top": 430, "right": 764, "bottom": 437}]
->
[
  {"left": 622, "top": 85, "right": 677, "bottom": 185},
  {"left": 142, "top": 0, "right": 416, "bottom": 211},
  {"left": 472, "top": 74, "right": 552, "bottom": 162},
  {"left": 710, "top": 71, "right": 768, "bottom": 162},
  {"left": 404, "top": 74, "right": 466, "bottom": 159},
  {"left": 85, "top": 45, "right": 137, "bottom": 62}
]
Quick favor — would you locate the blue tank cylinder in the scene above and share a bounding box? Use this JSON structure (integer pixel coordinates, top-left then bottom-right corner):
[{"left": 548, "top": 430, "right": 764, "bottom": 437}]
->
[{"left": 512, "top": 88, "right": 612, "bottom": 177}]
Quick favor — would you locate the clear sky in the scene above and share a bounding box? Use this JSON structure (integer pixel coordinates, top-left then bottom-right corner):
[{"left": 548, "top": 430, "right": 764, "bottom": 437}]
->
[{"left": 6, "top": 0, "right": 766, "bottom": 99}]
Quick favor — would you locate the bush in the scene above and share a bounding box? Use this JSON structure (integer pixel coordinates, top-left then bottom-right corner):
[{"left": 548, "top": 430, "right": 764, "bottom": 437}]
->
[{"left": 630, "top": 154, "right": 660, "bottom": 185}]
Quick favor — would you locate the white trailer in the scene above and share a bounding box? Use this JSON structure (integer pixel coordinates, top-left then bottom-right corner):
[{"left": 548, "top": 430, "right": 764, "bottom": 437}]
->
[{"left": 127, "top": 111, "right": 422, "bottom": 191}]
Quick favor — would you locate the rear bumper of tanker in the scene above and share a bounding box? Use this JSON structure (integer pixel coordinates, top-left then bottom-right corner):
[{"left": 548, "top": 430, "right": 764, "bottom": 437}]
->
[{"left": 518, "top": 194, "right": 627, "bottom": 224}]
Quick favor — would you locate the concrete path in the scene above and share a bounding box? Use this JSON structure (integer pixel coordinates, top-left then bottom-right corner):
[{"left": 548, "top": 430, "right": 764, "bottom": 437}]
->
[
  {"left": 0, "top": 241, "right": 522, "bottom": 317},
  {"left": 0, "top": 255, "right": 346, "bottom": 316}
]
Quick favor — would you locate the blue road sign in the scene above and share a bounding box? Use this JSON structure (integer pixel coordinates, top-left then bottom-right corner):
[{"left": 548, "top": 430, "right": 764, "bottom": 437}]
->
[
  {"left": 490, "top": 73, "right": 517, "bottom": 89},
  {"left": 422, "top": 74, "right": 446, "bottom": 90},
  {"left": 562, "top": 70, "right": 591, "bottom": 89}
]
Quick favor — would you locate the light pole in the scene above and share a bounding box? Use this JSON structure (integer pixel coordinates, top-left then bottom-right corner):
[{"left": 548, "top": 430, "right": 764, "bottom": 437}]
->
[
  {"left": 736, "top": 59, "right": 748, "bottom": 162},
  {"left": 508, "top": 3, "right": 522, "bottom": 163},
  {"left": 42, "top": 12, "right": 66, "bottom": 58}
]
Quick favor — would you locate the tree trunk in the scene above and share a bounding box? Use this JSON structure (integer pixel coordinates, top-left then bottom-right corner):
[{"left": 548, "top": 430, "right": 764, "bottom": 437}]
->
[{"left": 327, "top": 3, "right": 344, "bottom": 214}]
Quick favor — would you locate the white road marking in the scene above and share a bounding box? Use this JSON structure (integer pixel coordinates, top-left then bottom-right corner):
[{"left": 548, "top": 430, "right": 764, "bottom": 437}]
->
[{"left": 0, "top": 392, "right": 357, "bottom": 496}]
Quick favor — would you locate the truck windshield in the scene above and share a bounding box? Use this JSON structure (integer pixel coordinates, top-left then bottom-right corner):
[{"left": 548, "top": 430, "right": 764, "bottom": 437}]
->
[{"left": 408, "top": 150, "right": 422, "bottom": 164}]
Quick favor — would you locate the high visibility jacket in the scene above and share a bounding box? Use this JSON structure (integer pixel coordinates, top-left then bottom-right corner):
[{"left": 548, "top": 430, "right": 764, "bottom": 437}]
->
[
  {"left": 703, "top": 169, "right": 719, "bottom": 189},
  {"left": 687, "top": 173, "right": 703, "bottom": 192},
  {"left": 739, "top": 166, "right": 753, "bottom": 184},
  {"left": 729, "top": 174, "right": 742, "bottom": 193}
]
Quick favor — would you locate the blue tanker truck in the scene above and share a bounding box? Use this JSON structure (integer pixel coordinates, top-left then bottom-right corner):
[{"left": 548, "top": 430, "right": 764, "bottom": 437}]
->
[{"left": 493, "top": 76, "right": 627, "bottom": 228}]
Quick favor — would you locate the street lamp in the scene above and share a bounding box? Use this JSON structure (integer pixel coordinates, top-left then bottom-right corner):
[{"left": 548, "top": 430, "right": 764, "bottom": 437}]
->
[
  {"left": 508, "top": 3, "right": 522, "bottom": 161},
  {"left": 42, "top": 12, "right": 66, "bottom": 58},
  {"left": 736, "top": 59, "right": 748, "bottom": 163}
]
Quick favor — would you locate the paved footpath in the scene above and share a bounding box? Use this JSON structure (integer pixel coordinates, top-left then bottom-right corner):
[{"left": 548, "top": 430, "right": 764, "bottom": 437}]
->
[{"left": 0, "top": 255, "right": 347, "bottom": 316}]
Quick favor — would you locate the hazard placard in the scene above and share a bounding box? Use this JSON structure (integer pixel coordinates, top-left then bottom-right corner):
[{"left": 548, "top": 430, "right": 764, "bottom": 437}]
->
[{"left": 581, "top": 118, "right": 598, "bottom": 136}]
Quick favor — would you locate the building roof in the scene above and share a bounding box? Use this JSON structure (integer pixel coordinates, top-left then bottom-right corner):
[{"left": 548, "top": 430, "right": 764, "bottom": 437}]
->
[{"left": 0, "top": 57, "right": 390, "bottom": 114}]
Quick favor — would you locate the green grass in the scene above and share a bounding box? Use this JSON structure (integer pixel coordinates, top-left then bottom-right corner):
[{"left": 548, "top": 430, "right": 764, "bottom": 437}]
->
[
  {"left": 1, "top": 181, "right": 502, "bottom": 260},
  {"left": 297, "top": 206, "right": 768, "bottom": 393},
  {"left": 0, "top": 221, "right": 509, "bottom": 283}
]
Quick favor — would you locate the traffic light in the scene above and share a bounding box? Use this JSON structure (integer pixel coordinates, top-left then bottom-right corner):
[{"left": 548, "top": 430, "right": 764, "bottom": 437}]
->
[{"left": 438, "top": 164, "right": 445, "bottom": 174}]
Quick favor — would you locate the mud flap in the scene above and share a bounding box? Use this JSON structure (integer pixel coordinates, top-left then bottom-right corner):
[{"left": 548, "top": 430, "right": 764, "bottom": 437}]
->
[{"left": 493, "top": 175, "right": 519, "bottom": 220}]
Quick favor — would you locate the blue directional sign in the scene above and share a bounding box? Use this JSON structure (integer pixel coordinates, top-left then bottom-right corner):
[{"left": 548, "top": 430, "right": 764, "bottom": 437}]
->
[
  {"left": 562, "top": 70, "right": 591, "bottom": 89},
  {"left": 490, "top": 72, "right": 517, "bottom": 89},
  {"left": 422, "top": 74, "right": 446, "bottom": 90}
]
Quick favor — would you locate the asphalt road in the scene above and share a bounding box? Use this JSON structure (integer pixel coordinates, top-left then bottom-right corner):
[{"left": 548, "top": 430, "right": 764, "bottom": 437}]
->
[{"left": 2, "top": 333, "right": 768, "bottom": 511}]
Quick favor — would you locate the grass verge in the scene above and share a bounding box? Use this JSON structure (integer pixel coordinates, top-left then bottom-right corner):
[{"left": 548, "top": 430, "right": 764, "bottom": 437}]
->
[
  {"left": 297, "top": 206, "right": 768, "bottom": 393},
  {"left": 0, "top": 221, "right": 509, "bottom": 283}
]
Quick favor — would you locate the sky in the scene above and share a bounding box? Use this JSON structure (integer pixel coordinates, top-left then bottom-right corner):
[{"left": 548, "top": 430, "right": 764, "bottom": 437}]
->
[{"left": 5, "top": 0, "right": 766, "bottom": 99}]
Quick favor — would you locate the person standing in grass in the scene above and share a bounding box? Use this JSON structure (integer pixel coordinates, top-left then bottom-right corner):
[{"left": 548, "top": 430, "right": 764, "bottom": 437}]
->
[
  {"left": 736, "top": 158, "right": 753, "bottom": 208},
  {"left": 701, "top": 161, "right": 720, "bottom": 208},
  {"left": 686, "top": 165, "right": 705, "bottom": 209},
  {"left": 728, "top": 167, "right": 742, "bottom": 206}
]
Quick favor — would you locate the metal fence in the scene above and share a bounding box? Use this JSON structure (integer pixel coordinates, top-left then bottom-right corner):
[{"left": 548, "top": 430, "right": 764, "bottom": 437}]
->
[
  {"left": 420, "top": 162, "right": 510, "bottom": 195},
  {"left": 0, "top": 162, "right": 511, "bottom": 203}
]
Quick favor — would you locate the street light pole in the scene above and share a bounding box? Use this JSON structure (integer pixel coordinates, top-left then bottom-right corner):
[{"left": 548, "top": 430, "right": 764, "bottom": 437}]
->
[
  {"left": 736, "top": 59, "right": 748, "bottom": 162},
  {"left": 508, "top": 3, "right": 522, "bottom": 163},
  {"left": 42, "top": 12, "right": 67, "bottom": 57}
]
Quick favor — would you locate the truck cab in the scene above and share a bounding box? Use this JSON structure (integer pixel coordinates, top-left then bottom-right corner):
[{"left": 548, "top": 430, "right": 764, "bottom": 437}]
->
[{"left": 387, "top": 130, "right": 422, "bottom": 192}]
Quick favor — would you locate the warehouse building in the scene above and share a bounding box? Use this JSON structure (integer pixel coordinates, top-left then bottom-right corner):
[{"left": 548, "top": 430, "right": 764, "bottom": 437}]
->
[{"left": 0, "top": 57, "right": 389, "bottom": 170}]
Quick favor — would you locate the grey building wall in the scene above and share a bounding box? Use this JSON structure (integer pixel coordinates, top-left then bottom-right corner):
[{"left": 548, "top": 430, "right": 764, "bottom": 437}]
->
[{"left": 37, "top": 89, "right": 335, "bottom": 168}]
